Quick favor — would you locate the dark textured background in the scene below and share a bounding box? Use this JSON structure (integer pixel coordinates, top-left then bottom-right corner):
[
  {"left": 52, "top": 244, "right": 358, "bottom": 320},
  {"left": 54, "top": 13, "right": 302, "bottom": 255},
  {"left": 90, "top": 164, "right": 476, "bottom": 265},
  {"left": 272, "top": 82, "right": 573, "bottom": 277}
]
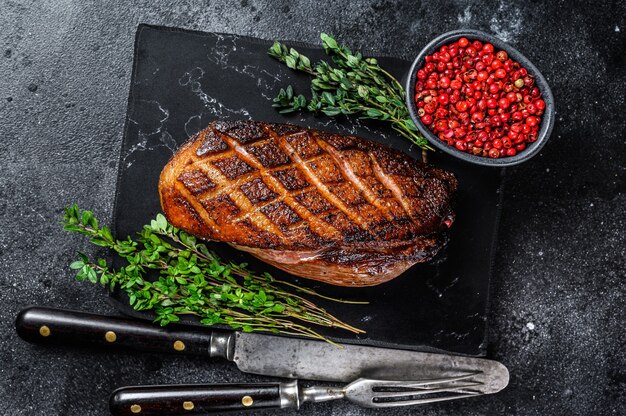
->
[{"left": 0, "top": 1, "right": 624, "bottom": 415}]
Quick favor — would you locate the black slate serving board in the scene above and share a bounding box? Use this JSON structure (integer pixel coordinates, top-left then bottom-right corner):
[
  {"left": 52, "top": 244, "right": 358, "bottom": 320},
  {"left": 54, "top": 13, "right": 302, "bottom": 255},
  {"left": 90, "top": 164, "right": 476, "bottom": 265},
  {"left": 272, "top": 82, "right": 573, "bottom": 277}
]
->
[{"left": 111, "top": 24, "right": 504, "bottom": 357}]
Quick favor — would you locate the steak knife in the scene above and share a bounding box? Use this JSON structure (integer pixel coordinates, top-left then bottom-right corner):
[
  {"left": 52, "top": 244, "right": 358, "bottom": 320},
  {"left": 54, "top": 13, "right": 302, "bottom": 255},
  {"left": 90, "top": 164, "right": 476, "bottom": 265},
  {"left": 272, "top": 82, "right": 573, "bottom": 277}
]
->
[{"left": 15, "top": 306, "right": 508, "bottom": 389}]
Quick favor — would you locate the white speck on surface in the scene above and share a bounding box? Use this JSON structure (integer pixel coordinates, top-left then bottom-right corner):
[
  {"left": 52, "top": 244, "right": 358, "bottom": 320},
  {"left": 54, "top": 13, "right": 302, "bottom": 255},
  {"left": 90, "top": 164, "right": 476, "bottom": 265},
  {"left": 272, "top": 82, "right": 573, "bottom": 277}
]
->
[
  {"left": 458, "top": 5, "right": 472, "bottom": 24},
  {"left": 590, "top": 203, "right": 594, "bottom": 207},
  {"left": 615, "top": 25, "right": 620, "bottom": 32},
  {"left": 527, "top": 322, "right": 535, "bottom": 330},
  {"left": 539, "top": 251, "right": 544, "bottom": 256},
  {"left": 489, "top": 2, "right": 523, "bottom": 42}
]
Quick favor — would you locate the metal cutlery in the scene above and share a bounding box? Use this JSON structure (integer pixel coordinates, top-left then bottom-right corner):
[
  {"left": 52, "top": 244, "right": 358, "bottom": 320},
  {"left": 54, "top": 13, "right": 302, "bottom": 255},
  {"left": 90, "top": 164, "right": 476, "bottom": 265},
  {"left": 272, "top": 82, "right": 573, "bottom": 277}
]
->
[
  {"left": 109, "top": 373, "right": 486, "bottom": 415},
  {"left": 15, "top": 307, "right": 510, "bottom": 388}
]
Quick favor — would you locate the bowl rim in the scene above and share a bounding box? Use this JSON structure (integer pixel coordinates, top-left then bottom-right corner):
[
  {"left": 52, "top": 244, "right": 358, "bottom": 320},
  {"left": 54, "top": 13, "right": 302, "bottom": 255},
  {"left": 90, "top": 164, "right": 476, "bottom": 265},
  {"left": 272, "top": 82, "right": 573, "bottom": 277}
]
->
[{"left": 405, "top": 29, "right": 555, "bottom": 167}]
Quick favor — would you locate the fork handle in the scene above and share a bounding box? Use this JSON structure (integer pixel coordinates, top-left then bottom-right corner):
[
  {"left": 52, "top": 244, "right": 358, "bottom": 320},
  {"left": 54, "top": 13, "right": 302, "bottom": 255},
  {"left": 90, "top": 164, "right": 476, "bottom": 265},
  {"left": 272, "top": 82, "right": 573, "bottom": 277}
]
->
[{"left": 109, "top": 382, "right": 300, "bottom": 415}]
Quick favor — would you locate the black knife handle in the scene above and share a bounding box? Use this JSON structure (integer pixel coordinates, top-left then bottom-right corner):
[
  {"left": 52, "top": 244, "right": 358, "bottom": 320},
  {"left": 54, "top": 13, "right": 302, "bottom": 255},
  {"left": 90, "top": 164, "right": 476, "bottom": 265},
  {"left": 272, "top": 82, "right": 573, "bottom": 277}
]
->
[
  {"left": 15, "top": 306, "right": 235, "bottom": 359},
  {"left": 109, "top": 382, "right": 294, "bottom": 415}
]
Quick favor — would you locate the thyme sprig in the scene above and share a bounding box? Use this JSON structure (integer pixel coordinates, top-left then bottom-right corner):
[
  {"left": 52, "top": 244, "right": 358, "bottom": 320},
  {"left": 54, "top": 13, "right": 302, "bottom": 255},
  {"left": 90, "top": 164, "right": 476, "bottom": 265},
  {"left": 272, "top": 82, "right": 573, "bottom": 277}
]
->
[
  {"left": 62, "top": 205, "right": 365, "bottom": 345},
  {"left": 268, "top": 33, "right": 433, "bottom": 157}
]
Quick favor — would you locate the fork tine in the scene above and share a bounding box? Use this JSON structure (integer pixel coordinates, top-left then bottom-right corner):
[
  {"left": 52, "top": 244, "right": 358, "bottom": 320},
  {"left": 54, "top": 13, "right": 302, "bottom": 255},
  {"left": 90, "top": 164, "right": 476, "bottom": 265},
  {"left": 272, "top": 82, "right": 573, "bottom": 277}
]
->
[
  {"left": 371, "top": 372, "right": 481, "bottom": 389},
  {"left": 372, "top": 392, "right": 482, "bottom": 408},
  {"left": 372, "top": 382, "right": 484, "bottom": 399}
]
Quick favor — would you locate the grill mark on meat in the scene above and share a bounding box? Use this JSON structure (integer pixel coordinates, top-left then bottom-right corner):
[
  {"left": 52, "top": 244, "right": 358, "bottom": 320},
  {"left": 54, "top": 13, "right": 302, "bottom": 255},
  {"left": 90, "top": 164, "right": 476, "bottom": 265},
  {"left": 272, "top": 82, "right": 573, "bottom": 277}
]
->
[
  {"left": 269, "top": 123, "right": 303, "bottom": 136},
  {"left": 239, "top": 177, "right": 277, "bottom": 205},
  {"left": 225, "top": 187, "right": 285, "bottom": 238},
  {"left": 177, "top": 169, "right": 216, "bottom": 196},
  {"left": 273, "top": 131, "right": 372, "bottom": 232},
  {"left": 247, "top": 140, "right": 291, "bottom": 168},
  {"left": 173, "top": 181, "right": 219, "bottom": 232},
  {"left": 316, "top": 138, "right": 395, "bottom": 222},
  {"left": 182, "top": 152, "right": 286, "bottom": 238},
  {"left": 306, "top": 155, "right": 344, "bottom": 184},
  {"left": 237, "top": 218, "right": 282, "bottom": 246},
  {"left": 190, "top": 138, "right": 297, "bottom": 213},
  {"left": 327, "top": 182, "right": 366, "bottom": 206},
  {"left": 260, "top": 201, "right": 302, "bottom": 228},
  {"left": 160, "top": 121, "right": 458, "bottom": 285},
  {"left": 284, "top": 131, "right": 324, "bottom": 159},
  {"left": 179, "top": 169, "right": 285, "bottom": 239},
  {"left": 201, "top": 145, "right": 288, "bottom": 239},
  {"left": 270, "top": 167, "right": 310, "bottom": 191},
  {"left": 370, "top": 153, "right": 420, "bottom": 227},
  {"left": 234, "top": 186, "right": 311, "bottom": 224},
  {"left": 191, "top": 141, "right": 316, "bottom": 198},
  {"left": 173, "top": 194, "right": 206, "bottom": 233},
  {"left": 196, "top": 129, "right": 229, "bottom": 156},
  {"left": 200, "top": 193, "right": 241, "bottom": 224},
  {"left": 213, "top": 120, "right": 269, "bottom": 143},
  {"left": 218, "top": 131, "right": 342, "bottom": 240},
  {"left": 294, "top": 189, "right": 336, "bottom": 214},
  {"left": 211, "top": 155, "right": 257, "bottom": 180}
]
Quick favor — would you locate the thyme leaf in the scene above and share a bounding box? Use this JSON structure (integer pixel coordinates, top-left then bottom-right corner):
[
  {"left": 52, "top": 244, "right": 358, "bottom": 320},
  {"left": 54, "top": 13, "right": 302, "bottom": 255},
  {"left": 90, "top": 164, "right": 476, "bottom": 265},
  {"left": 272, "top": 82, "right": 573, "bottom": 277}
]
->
[
  {"left": 62, "top": 204, "right": 366, "bottom": 345},
  {"left": 268, "top": 33, "right": 433, "bottom": 158}
]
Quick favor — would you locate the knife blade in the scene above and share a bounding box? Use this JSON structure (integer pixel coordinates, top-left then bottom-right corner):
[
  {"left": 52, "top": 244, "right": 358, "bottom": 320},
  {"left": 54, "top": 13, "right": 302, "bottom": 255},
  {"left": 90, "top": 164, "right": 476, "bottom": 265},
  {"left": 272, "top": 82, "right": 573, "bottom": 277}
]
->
[{"left": 16, "top": 306, "right": 508, "bottom": 391}]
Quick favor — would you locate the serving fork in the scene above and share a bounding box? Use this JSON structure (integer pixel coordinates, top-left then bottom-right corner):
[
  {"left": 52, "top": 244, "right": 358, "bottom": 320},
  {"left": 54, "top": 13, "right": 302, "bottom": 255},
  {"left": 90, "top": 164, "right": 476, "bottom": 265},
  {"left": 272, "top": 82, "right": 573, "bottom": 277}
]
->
[{"left": 109, "top": 373, "right": 488, "bottom": 414}]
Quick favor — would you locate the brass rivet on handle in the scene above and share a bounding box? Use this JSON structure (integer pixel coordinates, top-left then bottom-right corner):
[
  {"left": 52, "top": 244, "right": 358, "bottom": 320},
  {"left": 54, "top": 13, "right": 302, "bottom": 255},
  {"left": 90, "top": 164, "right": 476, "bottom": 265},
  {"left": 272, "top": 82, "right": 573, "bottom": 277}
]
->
[
  {"left": 104, "top": 331, "right": 117, "bottom": 343},
  {"left": 183, "top": 401, "right": 194, "bottom": 410},
  {"left": 39, "top": 326, "right": 51, "bottom": 337},
  {"left": 173, "top": 340, "right": 186, "bottom": 351},
  {"left": 242, "top": 396, "right": 253, "bottom": 407},
  {"left": 130, "top": 404, "right": 142, "bottom": 413}
]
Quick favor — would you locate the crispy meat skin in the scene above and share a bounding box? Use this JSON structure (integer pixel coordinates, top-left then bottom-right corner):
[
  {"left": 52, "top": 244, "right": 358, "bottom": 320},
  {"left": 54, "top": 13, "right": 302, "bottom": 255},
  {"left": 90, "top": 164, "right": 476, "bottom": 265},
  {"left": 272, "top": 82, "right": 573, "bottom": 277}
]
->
[{"left": 159, "top": 121, "right": 457, "bottom": 286}]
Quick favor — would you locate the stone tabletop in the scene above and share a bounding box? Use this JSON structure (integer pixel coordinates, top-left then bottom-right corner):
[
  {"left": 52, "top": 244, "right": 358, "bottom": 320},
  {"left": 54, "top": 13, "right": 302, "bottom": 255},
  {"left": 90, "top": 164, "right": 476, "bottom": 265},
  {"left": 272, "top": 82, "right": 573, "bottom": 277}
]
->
[{"left": 0, "top": 1, "right": 624, "bottom": 415}]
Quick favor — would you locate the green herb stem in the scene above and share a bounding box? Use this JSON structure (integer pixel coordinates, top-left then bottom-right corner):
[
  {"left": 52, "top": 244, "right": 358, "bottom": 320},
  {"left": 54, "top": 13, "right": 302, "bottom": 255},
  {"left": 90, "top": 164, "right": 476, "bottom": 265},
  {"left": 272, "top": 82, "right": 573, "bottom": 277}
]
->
[
  {"left": 62, "top": 204, "right": 366, "bottom": 344},
  {"left": 160, "top": 228, "right": 367, "bottom": 308},
  {"left": 268, "top": 33, "right": 433, "bottom": 160}
]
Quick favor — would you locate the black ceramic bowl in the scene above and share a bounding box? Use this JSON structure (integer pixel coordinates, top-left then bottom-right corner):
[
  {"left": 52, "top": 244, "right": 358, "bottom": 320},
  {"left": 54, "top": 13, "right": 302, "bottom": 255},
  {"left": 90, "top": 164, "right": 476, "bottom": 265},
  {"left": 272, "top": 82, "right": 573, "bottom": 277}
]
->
[{"left": 405, "top": 29, "right": 555, "bottom": 167}]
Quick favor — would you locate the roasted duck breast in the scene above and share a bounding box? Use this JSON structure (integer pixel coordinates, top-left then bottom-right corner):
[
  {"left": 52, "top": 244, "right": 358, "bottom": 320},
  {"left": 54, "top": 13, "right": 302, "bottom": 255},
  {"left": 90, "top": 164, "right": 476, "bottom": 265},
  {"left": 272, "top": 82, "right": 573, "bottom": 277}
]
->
[{"left": 159, "top": 120, "right": 457, "bottom": 286}]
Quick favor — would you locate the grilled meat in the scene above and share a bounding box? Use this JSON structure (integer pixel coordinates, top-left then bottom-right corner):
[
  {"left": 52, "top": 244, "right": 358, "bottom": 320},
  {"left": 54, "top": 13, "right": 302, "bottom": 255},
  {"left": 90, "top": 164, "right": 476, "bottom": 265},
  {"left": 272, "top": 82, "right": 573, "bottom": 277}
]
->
[{"left": 159, "top": 121, "right": 457, "bottom": 286}]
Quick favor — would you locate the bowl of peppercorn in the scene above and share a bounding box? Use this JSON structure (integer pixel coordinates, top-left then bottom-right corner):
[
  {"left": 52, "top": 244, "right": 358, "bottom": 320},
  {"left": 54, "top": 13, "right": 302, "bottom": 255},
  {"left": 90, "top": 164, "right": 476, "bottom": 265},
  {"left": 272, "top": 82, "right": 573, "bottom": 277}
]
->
[{"left": 405, "top": 29, "right": 554, "bottom": 166}]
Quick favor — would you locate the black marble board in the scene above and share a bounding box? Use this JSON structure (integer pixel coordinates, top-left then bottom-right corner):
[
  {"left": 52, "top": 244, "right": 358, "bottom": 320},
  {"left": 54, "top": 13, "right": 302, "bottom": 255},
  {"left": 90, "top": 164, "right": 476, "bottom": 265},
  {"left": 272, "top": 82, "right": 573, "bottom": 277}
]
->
[{"left": 111, "top": 24, "right": 504, "bottom": 356}]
